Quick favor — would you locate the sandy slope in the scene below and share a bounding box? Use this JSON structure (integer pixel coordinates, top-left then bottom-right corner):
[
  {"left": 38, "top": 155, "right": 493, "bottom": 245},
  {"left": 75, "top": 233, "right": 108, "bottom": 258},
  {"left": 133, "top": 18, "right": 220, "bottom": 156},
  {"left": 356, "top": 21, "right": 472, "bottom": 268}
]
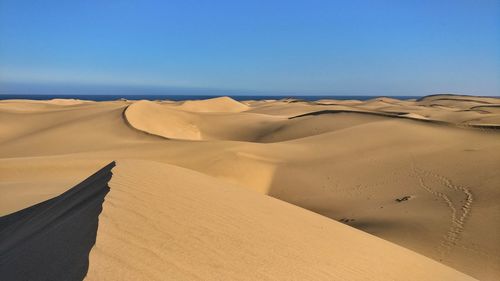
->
[
  {"left": 0, "top": 163, "right": 113, "bottom": 281},
  {"left": 1, "top": 95, "right": 499, "bottom": 280},
  {"left": 177, "top": 96, "right": 249, "bottom": 112},
  {"left": 86, "top": 160, "right": 474, "bottom": 281}
]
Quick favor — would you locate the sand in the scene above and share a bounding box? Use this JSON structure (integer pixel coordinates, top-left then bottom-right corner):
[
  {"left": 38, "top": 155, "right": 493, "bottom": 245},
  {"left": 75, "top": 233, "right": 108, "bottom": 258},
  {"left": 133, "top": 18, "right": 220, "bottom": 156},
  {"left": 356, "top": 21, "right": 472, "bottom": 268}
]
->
[
  {"left": 0, "top": 163, "right": 113, "bottom": 280},
  {"left": 0, "top": 95, "right": 499, "bottom": 280},
  {"left": 87, "top": 159, "right": 473, "bottom": 280}
]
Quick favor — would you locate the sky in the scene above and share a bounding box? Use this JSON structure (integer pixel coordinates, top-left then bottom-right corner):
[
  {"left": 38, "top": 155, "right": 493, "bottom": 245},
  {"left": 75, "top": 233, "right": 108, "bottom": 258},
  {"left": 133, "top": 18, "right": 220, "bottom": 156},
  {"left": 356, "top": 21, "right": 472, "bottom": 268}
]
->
[{"left": 0, "top": 0, "right": 499, "bottom": 96}]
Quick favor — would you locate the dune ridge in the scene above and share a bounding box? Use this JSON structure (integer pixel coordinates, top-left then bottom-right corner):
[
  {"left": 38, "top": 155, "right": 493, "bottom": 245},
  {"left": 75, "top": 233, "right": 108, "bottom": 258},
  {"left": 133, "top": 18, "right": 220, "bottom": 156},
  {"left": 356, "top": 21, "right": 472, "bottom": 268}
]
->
[
  {"left": 0, "top": 162, "right": 114, "bottom": 281},
  {"left": 124, "top": 100, "right": 202, "bottom": 140},
  {"left": 0, "top": 160, "right": 476, "bottom": 280},
  {"left": 86, "top": 160, "right": 475, "bottom": 281},
  {"left": 177, "top": 96, "right": 249, "bottom": 112},
  {"left": 123, "top": 95, "right": 500, "bottom": 143}
]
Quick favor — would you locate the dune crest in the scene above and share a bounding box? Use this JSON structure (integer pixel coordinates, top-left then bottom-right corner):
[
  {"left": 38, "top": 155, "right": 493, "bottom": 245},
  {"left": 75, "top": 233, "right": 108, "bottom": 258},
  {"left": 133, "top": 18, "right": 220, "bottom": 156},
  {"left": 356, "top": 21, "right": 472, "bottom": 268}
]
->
[
  {"left": 86, "top": 160, "right": 475, "bottom": 281},
  {"left": 0, "top": 162, "right": 114, "bottom": 281},
  {"left": 177, "top": 96, "right": 249, "bottom": 112},
  {"left": 124, "top": 100, "right": 202, "bottom": 140}
]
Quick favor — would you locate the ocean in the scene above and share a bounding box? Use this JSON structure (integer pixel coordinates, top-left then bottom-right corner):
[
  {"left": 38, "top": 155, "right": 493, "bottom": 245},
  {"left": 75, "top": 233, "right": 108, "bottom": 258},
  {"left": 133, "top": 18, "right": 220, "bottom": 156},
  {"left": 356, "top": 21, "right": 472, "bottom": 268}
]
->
[
  {"left": 0, "top": 82, "right": 421, "bottom": 101},
  {"left": 0, "top": 94, "right": 420, "bottom": 101}
]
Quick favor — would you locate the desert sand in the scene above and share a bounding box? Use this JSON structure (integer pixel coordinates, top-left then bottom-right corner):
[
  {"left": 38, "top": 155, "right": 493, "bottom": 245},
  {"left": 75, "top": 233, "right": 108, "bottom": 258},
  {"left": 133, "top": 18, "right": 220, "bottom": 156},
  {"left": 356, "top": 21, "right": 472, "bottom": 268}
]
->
[{"left": 1, "top": 94, "right": 499, "bottom": 280}]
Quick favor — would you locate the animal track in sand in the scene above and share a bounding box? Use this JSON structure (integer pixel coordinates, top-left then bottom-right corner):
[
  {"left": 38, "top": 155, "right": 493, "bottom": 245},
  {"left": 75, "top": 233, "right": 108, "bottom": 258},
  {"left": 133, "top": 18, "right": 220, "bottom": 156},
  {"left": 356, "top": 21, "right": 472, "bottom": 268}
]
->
[{"left": 410, "top": 160, "right": 474, "bottom": 258}]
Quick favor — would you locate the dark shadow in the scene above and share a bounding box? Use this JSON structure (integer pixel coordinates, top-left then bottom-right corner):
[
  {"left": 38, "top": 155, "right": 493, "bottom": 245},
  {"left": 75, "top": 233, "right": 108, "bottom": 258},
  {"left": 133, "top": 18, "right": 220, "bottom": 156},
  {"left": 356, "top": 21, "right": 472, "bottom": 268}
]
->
[
  {"left": 416, "top": 94, "right": 495, "bottom": 102},
  {"left": 0, "top": 161, "right": 115, "bottom": 281},
  {"left": 288, "top": 109, "right": 396, "bottom": 119},
  {"left": 288, "top": 108, "right": 500, "bottom": 130}
]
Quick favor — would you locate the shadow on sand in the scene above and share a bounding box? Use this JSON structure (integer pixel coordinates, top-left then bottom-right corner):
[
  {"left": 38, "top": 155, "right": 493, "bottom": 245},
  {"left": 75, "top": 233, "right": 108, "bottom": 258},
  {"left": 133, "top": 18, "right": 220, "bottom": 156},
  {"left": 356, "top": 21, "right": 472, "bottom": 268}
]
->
[{"left": 0, "top": 162, "right": 115, "bottom": 281}]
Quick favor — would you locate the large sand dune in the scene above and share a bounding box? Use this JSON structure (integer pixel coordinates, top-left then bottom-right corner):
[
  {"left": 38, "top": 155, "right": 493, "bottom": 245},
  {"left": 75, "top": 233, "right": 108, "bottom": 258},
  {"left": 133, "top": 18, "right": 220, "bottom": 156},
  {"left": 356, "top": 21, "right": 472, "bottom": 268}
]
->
[
  {"left": 86, "top": 160, "right": 474, "bottom": 280},
  {"left": 0, "top": 95, "right": 499, "bottom": 280}
]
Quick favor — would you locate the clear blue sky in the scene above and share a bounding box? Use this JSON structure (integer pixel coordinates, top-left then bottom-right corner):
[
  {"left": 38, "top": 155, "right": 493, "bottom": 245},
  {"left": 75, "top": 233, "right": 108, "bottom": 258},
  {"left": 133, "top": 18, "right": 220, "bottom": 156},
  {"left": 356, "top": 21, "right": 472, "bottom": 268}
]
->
[{"left": 0, "top": 0, "right": 499, "bottom": 95}]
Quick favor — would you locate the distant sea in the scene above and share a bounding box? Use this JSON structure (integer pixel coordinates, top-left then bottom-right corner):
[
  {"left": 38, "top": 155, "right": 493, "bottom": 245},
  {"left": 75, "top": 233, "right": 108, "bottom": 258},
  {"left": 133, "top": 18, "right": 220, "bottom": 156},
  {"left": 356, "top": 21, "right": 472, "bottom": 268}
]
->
[
  {"left": 0, "top": 94, "right": 420, "bottom": 101},
  {"left": 0, "top": 82, "right": 422, "bottom": 101}
]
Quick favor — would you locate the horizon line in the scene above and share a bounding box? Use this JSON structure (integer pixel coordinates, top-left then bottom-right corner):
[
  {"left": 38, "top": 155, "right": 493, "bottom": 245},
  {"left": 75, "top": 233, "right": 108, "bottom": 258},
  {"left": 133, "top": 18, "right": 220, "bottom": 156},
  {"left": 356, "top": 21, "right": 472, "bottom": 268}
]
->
[{"left": 1, "top": 81, "right": 495, "bottom": 97}]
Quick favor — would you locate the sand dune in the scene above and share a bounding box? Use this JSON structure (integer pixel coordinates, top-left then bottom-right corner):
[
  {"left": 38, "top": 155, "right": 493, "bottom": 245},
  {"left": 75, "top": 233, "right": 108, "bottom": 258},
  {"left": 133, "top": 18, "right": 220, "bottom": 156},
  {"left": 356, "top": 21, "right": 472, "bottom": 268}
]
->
[
  {"left": 0, "top": 162, "right": 113, "bottom": 280},
  {"left": 124, "top": 100, "right": 391, "bottom": 142},
  {"left": 86, "top": 160, "right": 472, "bottom": 280},
  {"left": 0, "top": 160, "right": 475, "bottom": 280},
  {"left": 125, "top": 100, "right": 203, "bottom": 140},
  {"left": 177, "top": 96, "right": 249, "bottom": 112},
  {"left": 1, "top": 94, "right": 499, "bottom": 280},
  {"left": 124, "top": 99, "right": 285, "bottom": 141}
]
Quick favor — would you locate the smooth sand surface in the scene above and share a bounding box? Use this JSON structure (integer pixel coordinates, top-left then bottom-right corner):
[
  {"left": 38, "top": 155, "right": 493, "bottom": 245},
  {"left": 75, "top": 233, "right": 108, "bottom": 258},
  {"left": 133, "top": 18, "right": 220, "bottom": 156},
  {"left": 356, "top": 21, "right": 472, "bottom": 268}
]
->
[
  {"left": 86, "top": 159, "right": 474, "bottom": 280},
  {"left": 1, "top": 95, "right": 499, "bottom": 280}
]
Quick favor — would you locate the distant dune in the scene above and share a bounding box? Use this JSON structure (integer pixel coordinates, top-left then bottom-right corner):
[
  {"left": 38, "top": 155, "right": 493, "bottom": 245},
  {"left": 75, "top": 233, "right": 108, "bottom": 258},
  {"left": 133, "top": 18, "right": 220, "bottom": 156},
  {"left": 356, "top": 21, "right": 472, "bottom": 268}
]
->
[
  {"left": 0, "top": 95, "right": 499, "bottom": 280},
  {"left": 177, "top": 96, "right": 249, "bottom": 112}
]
